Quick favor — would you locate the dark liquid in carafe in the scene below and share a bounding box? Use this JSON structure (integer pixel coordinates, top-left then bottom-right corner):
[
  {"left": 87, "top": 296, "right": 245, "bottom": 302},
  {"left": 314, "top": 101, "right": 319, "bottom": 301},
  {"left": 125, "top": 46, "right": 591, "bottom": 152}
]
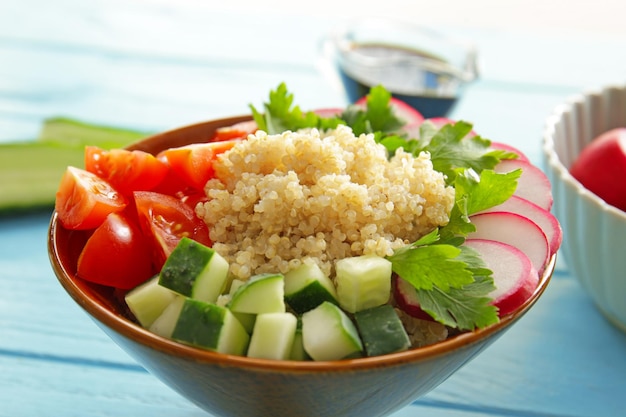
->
[{"left": 338, "top": 44, "right": 459, "bottom": 118}]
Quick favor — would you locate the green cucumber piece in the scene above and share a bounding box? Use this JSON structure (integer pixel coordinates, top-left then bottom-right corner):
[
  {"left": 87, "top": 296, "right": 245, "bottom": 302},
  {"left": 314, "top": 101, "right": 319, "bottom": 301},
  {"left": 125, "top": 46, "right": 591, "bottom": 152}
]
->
[
  {"left": 289, "top": 318, "right": 309, "bottom": 361},
  {"left": 301, "top": 301, "right": 363, "bottom": 361},
  {"left": 227, "top": 273, "right": 285, "bottom": 314},
  {"left": 233, "top": 312, "right": 257, "bottom": 334},
  {"left": 354, "top": 305, "right": 411, "bottom": 357},
  {"left": 0, "top": 118, "right": 148, "bottom": 214},
  {"left": 335, "top": 255, "right": 392, "bottom": 313},
  {"left": 0, "top": 142, "right": 85, "bottom": 214},
  {"left": 124, "top": 276, "right": 178, "bottom": 328},
  {"left": 171, "top": 298, "right": 250, "bottom": 355},
  {"left": 284, "top": 261, "right": 338, "bottom": 314},
  {"left": 38, "top": 117, "right": 148, "bottom": 149},
  {"left": 149, "top": 296, "right": 186, "bottom": 339},
  {"left": 159, "top": 237, "right": 229, "bottom": 303},
  {"left": 247, "top": 312, "right": 298, "bottom": 360}
]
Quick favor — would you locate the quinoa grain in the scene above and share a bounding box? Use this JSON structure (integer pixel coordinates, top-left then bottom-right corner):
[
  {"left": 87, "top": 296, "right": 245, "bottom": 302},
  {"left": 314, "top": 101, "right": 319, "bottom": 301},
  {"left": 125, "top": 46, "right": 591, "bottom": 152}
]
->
[{"left": 196, "top": 125, "right": 454, "bottom": 280}]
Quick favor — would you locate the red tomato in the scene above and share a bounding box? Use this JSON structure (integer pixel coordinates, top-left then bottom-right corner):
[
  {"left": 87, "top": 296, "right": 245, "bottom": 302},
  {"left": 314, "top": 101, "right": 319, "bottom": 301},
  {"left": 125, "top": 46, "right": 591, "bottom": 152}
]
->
[
  {"left": 76, "top": 211, "right": 155, "bottom": 289},
  {"left": 212, "top": 120, "right": 257, "bottom": 141},
  {"left": 134, "top": 191, "right": 212, "bottom": 269},
  {"left": 150, "top": 157, "right": 195, "bottom": 197},
  {"left": 157, "top": 139, "right": 241, "bottom": 190},
  {"left": 570, "top": 127, "right": 626, "bottom": 212},
  {"left": 84, "top": 146, "right": 169, "bottom": 195},
  {"left": 55, "top": 166, "right": 127, "bottom": 230}
]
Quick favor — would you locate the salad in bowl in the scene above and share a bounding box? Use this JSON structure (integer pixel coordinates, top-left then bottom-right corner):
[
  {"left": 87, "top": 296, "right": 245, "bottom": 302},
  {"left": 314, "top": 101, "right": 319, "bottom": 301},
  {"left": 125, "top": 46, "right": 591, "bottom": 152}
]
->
[{"left": 49, "top": 83, "right": 559, "bottom": 417}]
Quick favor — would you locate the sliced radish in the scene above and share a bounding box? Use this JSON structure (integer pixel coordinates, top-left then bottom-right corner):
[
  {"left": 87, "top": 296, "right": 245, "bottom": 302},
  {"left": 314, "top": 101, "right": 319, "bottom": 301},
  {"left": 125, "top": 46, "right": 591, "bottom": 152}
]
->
[
  {"left": 494, "top": 159, "right": 553, "bottom": 211},
  {"left": 468, "top": 211, "right": 550, "bottom": 275},
  {"left": 465, "top": 239, "right": 540, "bottom": 317},
  {"left": 480, "top": 195, "right": 562, "bottom": 257},
  {"left": 355, "top": 96, "right": 424, "bottom": 126},
  {"left": 489, "top": 142, "right": 530, "bottom": 162},
  {"left": 392, "top": 275, "right": 433, "bottom": 321},
  {"left": 312, "top": 107, "right": 344, "bottom": 118}
]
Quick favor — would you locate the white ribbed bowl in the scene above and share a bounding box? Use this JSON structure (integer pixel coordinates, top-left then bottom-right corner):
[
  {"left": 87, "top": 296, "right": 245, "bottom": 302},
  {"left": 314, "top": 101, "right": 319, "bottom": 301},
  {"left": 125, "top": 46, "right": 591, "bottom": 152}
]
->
[{"left": 542, "top": 84, "right": 626, "bottom": 332}]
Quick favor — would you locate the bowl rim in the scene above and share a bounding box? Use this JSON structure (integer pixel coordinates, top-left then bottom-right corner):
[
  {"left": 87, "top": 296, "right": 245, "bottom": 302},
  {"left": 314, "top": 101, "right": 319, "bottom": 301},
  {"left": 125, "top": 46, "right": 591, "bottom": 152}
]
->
[
  {"left": 542, "top": 84, "right": 626, "bottom": 222},
  {"left": 48, "top": 116, "right": 555, "bottom": 372}
]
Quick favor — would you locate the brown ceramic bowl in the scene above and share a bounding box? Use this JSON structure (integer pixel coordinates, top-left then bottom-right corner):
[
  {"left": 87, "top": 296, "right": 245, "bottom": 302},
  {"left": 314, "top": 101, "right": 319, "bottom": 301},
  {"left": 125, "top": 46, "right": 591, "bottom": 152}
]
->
[{"left": 49, "top": 115, "right": 555, "bottom": 417}]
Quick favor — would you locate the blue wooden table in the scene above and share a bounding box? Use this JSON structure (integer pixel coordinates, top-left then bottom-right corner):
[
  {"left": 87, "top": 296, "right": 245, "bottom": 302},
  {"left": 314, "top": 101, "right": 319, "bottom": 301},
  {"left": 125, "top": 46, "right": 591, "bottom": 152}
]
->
[{"left": 1, "top": 1, "right": 626, "bottom": 416}]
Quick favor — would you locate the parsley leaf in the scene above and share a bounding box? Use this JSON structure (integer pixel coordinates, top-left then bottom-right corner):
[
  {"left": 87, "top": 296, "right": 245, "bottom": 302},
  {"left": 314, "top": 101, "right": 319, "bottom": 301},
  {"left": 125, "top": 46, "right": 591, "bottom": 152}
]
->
[
  {"left": 416, "top": 273, "right": 499, "bottom": 330},
  {"left": 414, "top": 120, "right": 500, "bottom": 184},
  {"left": 387, "top": 231, "right": 474, "bottom": 292},
  {"left": 387, "top": 232, "right": 498, "bottom": 330},
  {"left": 250, "top": 83, "right": 327, "bottom": 134},
  {"left": 455, "top": 168, "right": 521, "bottom": 215}
]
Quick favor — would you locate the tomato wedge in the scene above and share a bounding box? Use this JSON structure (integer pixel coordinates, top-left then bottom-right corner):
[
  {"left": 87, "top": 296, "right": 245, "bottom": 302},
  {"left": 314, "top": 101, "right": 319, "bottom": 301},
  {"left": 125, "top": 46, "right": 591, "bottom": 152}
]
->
[
  {"left": 158, "top": 139, "right": 241, "bottom": 190},
  {"left": 55, "top": 166, "right": 127, "bottom": 230},
  {"left": 77, "top": 211, "right": 154, "bottom": 289},
  {"left": 134, "top": 191, "right": 212, "bottom": 270},
  {"left": 85, "top": 146, "right": 169, "bottom": 195},
  {"left": 212, "top": 120, "right": 257, "bottom": 141}
]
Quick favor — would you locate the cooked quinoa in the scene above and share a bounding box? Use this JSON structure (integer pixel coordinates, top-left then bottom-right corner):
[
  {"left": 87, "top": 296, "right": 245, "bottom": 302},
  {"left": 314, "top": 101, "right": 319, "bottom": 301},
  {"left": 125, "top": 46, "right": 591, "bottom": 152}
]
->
[{"left": 196, "top": 125, "right": 455, "bottom": 280}]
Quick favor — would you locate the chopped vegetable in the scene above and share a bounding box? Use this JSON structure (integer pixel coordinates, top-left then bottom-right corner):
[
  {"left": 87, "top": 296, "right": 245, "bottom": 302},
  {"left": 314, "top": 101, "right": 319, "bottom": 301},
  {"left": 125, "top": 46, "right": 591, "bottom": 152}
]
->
[
  {"left": 55, "top": 166, "right": 127, "bottom": 230},
  {"left": 0, "top": 118, "right": 148, "bottom": 214},
  {"left": 354, "top": 304, "right": 411, "bottom": 356},
  {"left": 301, "top": 301, "right": 363, "bottom": 361},
  {"left": 158, "top": 237, "right": 230, "bottom": 303}
]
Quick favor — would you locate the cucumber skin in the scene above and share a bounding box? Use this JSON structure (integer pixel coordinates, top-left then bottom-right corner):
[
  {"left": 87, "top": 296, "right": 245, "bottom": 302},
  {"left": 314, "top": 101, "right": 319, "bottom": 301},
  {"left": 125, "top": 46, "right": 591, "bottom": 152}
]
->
[
  {"left": 158, "top": 237, "right": 219, "bottom": 298},
  {"left": 354, "top": 304, "right": 411, "bottom": 357},
  {"left": 284, "top": 262, "right": 338, "bottom": 314},
  {"left": 149, "top": 296, "right": 186, "bottom": 339},
  {"left": 285, "top": 281, "right": 338, "bottom": 315},
  {"left": 172, "top": 299, "right": 249, "bottom": 355}
]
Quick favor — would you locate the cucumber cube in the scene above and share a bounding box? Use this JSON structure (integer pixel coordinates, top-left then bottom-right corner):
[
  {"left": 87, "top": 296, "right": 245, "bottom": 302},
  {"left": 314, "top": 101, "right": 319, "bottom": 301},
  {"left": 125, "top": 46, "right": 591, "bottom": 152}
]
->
[
  {"left": 125, "top": 276, "right": 177, "bottom": 328},
  {"left": 289, "top": 319, "right": 310, "bottom": 361},
  {"left": 172, "top": 298, "right": 249, "bottom": 355},
  {"left": 149, "top": 296, "right": 186, "bottom": 339},
  {"left": 247, "top": 312, "right": 298, "bottom": 360},
  {"left": 301, "top": 301, "right": 363, "bottom": 361},
  {"left": 158, "top": 237, "right": 229, "bottom": 303},
  {"left": 354, "top": 305, "right": 411, "bottom": 357},
  {"left": 284, "top": 261, "right": 338, "bottom": 314},
  {"left": 227, "top": 273, "right": 285, "bottom": 314},
  {"left": 335, "top": 255, "right": 392, "bottom": 313}
]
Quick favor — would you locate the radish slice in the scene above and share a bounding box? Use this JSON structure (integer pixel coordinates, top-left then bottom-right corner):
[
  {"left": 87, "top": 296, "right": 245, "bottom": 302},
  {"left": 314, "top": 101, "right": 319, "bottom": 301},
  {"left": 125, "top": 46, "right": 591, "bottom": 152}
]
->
[
  {"left": 468, "top": 211, "right": 550, "bottom": 275},
  {"left": 355, "top": 96, "right": 425, "bottom": 126},
  {"left": 465, "top": 239, "right": 540, "bottom": 317},
  {"left": 489, "top": 142, "right": 530, "bottom": 162},
  {"left": 312, "top": 108, "right": 344, "bottom": 118},
  {"left": 392, "top": 275, "right": 433, "bottom": 321},
  {"left": 480, "top": 195, "right": 563, "bottom": 257},
  {"left": 494, "top": 159, "right": 553, "bottom": 211}
]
